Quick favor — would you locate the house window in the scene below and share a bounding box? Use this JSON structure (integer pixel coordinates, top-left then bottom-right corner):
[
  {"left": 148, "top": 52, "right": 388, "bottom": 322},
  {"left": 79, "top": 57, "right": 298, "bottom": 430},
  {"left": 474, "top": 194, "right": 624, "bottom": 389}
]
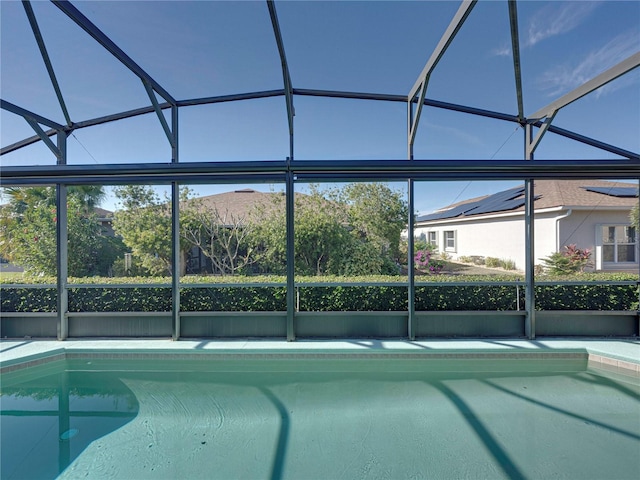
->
[
  {"left": 444, "top": 230, "right": 456, "bottom": 252},
  {"left": 602, "top": 226, "right": 636, "bottom": 263},
  {"left": 428, "top": 231, "right": 438, "bottom": 247}
]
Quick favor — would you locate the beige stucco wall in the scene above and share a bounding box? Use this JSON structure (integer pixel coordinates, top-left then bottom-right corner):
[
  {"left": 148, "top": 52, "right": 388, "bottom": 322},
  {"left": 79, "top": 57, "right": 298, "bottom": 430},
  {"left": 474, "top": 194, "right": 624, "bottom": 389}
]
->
[{"left": 559, "top": 209, "right": 638, "bottom": 271}]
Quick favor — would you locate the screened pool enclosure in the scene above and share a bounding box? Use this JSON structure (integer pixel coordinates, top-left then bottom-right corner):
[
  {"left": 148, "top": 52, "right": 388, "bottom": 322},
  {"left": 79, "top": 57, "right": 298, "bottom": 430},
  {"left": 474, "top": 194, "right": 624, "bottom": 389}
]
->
[{"left": 1, "top": 0, "right": 639, "bottom": 340}]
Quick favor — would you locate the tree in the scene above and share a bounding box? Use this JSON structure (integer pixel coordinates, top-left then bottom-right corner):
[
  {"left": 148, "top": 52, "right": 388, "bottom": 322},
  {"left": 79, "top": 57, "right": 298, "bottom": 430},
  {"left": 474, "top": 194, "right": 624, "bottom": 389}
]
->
[
  {"left": 251, "top": 187, "right": 352, "bottom": 275},
  {"left": 0, "top": 186, "right": 123, "bottom": 276},
  {"left": 252, "top": 183, "right": 407, "bottom": 276},
  {"left": 336, "top": 183, "right": 408, "bottom": 262},
  {"left": 631, "top": 204, "right": 639, "bottom": 231},
  {"left": 2, "top": 185, "right": 106, "bottom": 213},
  {"left": 112, "top": 185, "right": 175, "bottom": 276},
  {"left": 67, "top": 185, "right": 106, "bottom": 214},
  {"left": 181, "top": 199, "right": 259, "bottom": 275},
  {"left": 293, "top": 188, "right": 352, "bottom": 275},
  {"left": 112, "top": 186, "right": 207, "bottom": 276}
]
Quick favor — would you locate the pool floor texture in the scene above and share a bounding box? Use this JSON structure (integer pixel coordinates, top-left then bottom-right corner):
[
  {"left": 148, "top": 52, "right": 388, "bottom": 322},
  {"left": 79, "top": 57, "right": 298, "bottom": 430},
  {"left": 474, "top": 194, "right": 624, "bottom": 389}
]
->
[{"left": 1, "top": 339, "right": 639, "bottom": 480}]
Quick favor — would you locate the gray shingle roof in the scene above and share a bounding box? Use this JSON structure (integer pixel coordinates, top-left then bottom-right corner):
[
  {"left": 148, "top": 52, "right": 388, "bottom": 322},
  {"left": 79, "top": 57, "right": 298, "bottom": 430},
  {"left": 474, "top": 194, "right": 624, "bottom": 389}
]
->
[{"left": 192, "top": 189, "right": 281, "bottom": 223}]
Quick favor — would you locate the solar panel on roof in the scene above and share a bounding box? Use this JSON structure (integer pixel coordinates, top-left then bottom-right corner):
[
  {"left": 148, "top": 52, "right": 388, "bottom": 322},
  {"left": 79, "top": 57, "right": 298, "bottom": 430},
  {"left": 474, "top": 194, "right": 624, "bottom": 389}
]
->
[
  {"left": 468, "top": 187, "right": 524, "bottom": 214},
  {"left": 416, "top": 201, "right": 480, "bottom": 221},
  {"left": 472, "top": 198, "right": 526, "bottom": 216},
  {"left": 582, "top": 187, "right": 639, "bottom": 197},
  {"left": 416, "top": 185, "right": 528, "bottom": 222}
]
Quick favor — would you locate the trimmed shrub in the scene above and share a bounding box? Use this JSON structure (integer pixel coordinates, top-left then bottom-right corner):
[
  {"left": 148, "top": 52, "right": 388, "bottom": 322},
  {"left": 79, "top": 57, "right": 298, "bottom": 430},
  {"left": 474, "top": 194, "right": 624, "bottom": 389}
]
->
[
  {"left": 181, "top": 286, "right": 286, "bottom": 312},
  {"left": 0, "top": 287, "right": 57, "bottom": 313},
  {"left": 415, "top": 284, "right": 521, "bottom": 311},
  {"left": 68, "top": 287, "right": 172, "bottom": 312},
  {"left": 1, "top": 273, "right": 637, "bottom": 313},
  {"left": 298, "top": 285, "right": 407, "bottom": 312}
]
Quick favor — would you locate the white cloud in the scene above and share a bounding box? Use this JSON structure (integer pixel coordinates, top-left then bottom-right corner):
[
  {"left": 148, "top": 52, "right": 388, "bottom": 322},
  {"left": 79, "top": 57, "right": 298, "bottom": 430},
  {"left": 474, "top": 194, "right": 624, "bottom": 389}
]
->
[
  {"left": 491, "top": 2, "right": 599, "bottom": 57},
  {"left": 525, "top": 2, "right": 600, "bottom": 47},
  {"left": 424, "top": 122, "right": 484, "bottom": 147},
  {"left": 537, "top": 31, "right": 640, "bottom": 98},
  {"left": 492, "top": 44, "right": 512, "bottom": 57}
]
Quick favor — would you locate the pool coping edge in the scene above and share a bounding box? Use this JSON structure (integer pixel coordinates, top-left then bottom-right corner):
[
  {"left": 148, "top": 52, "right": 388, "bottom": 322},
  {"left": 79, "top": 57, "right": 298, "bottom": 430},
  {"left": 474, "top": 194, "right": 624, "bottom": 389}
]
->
[{"left": 2, "top": 347, "right": 638, "bottom": 376}]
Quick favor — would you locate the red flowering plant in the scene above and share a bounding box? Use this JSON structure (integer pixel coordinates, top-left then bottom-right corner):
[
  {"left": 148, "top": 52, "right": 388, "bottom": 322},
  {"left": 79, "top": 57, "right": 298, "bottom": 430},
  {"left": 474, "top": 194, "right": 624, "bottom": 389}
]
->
[
  {"left": 541, "top": 244, "right": 592, "bottom": 275},
  {"left": 414, "top": 249, "right": 444, "bottom": 274}
]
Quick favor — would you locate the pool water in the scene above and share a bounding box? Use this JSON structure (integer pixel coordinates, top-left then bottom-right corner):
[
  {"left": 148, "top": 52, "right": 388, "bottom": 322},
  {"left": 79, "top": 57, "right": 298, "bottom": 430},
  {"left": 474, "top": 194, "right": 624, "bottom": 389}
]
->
[{"left": 1, "top": 355, "right": 639, "bottom": 479}]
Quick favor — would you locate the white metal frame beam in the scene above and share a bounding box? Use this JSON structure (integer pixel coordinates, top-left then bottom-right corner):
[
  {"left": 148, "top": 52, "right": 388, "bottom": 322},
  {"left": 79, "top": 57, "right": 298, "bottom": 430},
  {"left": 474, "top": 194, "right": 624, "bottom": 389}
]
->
[
  {"left": 267, "top": 0, "right": 295, "bottom": 161},
  {"left": 526, "top": 52, "right": 640, "bottom": 157},
  {"left": 142, "top": 79, "right": 176, "bottom": 149},
  {"left": 24, "top": 118, "right": 61, "bottom": 159},
  {"left": 23, "top": 0, "right": 72, "bottom": 127},
  {"left": 408, "top": 0, "right": 477, "bottom": 154},
  {"left": 0, "top": 100, "right": 65, "bottom": 161},
  {"left": 529, "top": 52, "right": 640, "bottom": 121},
  {"left": 508, "top": 0, "right": 524, "bottom": 124},
  {"left": 52, "top": 0, "right": 176, "bottom": 105}
]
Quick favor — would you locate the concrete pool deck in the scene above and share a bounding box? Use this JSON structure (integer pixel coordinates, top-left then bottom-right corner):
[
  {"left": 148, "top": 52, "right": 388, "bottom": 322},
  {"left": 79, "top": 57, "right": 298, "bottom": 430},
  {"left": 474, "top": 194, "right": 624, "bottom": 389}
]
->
[{"left": 2, "top": 338, "right": 639, "bottom": 374}]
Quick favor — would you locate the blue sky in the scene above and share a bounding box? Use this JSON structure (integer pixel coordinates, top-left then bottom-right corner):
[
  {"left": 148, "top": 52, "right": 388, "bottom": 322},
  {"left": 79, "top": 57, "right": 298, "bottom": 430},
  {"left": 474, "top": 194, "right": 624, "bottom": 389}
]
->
[{"left": 1, "top": 0, "right": 638, "bottom": 214}]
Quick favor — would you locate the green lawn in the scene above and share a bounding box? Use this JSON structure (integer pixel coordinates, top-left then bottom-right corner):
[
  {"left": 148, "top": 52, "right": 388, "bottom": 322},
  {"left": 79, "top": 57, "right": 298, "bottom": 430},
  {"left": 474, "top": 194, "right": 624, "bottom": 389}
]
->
[{"left": 0, "top": 271, "right": 24, "bottom": 281}]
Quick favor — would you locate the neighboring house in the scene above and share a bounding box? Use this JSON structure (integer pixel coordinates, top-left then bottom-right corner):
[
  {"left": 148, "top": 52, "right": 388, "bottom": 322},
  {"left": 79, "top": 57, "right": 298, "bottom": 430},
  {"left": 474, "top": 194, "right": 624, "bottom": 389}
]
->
[
  {"left": 188, "top": 188, "right": 280, "bottom": 223},
  {"left": 94, "top": 207, "right": 115, "bottom": 236},
  {"left": 184, "top": 188, "right": 339, "bottom": 274},
  {"left": 414, "top": 180, "right": 639, "bottom": 272},
  {"left": 183, "top": 188, "right": 280, "bottom": 274}
]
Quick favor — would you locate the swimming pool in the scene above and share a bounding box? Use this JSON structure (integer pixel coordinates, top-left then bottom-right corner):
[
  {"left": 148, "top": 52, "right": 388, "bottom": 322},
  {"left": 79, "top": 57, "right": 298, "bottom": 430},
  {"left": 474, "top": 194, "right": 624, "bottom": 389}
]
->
[{"left": 2, "top": 351, "right": 639, "bottom": 480}]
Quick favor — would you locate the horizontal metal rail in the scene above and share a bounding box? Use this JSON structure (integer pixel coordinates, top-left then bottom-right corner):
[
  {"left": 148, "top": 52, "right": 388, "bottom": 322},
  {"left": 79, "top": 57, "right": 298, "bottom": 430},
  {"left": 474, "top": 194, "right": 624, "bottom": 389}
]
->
[
  {"left": 296, "top": 281, "right": 409, "bottom": 287},
  {"left": 535, "top": 280, "right": 638, "bottom": 286},
  {"left": 180, "top": 282, "right": 286, "bottom": 288},
  {"left": 2, "top": 280, "right": 635, "bottom": 289},
  {"left": 2, "top": 159, "right": 638, "bottom": 186},
  {"left": 291, "top": 159, "right": 640, "bottom": 180},
  {"left": 3, "top": 88, "right": 637, "bottom": 160},
  {"left": 4, "top": 310, "right": 636, "bottom": 317},
  {"left": 414, "top": 281, "right": 525, "bottom": 287},
  {"left": 68, "top": 283, "right": 172, "bottom": 289}
]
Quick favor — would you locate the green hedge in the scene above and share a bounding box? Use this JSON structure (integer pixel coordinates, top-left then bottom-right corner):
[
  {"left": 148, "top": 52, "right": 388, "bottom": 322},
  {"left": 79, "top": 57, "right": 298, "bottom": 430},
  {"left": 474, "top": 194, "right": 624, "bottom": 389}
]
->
[
  {"left": 298, "top": 286, "right": 408, "bottom": 311},
  {"left": 535, "top": 284, "right": 638, "bottom": 310},
  {"left": 415, "top": 284, "right": 521, "bottom": 311},
  {"left": 69, "top": 287, "right": 173, "bottom": 312},
  {"left": 181, "top": 287, "right": 286, "bottom": 312},
  {"left": 0, "top": 287, "right": 57, "bottom": 312},
  {"left": 1, "top": 274, "right": 637, "bottom": 312}
]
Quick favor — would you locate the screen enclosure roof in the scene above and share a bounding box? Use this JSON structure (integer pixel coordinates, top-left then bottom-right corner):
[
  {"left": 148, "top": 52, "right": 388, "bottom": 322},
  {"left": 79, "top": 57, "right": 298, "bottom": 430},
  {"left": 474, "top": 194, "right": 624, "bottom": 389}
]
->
[{"left": 1, "top": 0, "right": 639, "bottom": 181}]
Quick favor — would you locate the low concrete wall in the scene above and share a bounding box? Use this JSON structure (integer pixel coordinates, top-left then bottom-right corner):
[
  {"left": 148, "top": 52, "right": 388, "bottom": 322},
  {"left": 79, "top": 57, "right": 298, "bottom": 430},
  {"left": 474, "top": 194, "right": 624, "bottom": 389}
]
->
[
  {"left": 535, "top": 311, "right": 639, "bottom": 337},
  {"left": 68, "top": 312, "right": 172, "bottom": 338},
  {"left": 295, "top": 311, "right": 408, "bottom": 338},
  {"left": 1, "top": 310, "right": 637, "bottom": 339},
  {"left": 0, "top": 313, "right": 57, "bottom": 338},
  {"left": 415, "top": 311, "right": 525, "bottom": 337},
  {"left": 180, "top": 312, "right": 287, "bottom": 338}
]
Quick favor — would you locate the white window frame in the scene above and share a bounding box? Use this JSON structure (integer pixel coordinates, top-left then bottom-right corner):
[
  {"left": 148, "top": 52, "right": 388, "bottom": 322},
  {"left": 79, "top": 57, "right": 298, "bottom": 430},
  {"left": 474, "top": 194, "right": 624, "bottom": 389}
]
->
[
  {"left": 596, "top": 224, "right": 638, "bottom": 269},
  {"left": 428, "top": 231, "right": 438, "bottom": 248},
  {"left": 443, "top": 230, "right": 456, "bottom": 253}
]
